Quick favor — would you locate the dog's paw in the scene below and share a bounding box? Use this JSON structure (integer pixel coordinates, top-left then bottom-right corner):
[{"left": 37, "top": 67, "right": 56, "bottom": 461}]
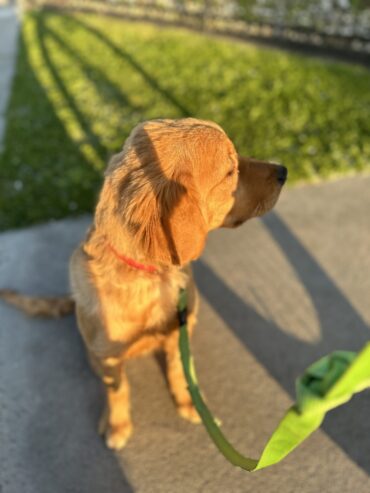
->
[
  {"left": 98, "top": 411, "right": 133, "bottom": 450},
  {"left": 105, "top": 423, "right": 133, "bottom": 450},
  {"left": 177, "top": 403, "right": 201, "bottom": 424}
]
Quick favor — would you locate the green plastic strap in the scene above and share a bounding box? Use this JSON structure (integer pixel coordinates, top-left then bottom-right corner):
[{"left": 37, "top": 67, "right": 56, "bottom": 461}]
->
[{"left": 178, "top": 289, "right": 370, "bottom": 471}]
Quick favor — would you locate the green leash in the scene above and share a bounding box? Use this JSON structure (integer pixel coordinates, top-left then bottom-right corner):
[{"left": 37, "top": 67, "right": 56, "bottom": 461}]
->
[{"left": 177, "top": 288, "right": 370, "bottom": 471}]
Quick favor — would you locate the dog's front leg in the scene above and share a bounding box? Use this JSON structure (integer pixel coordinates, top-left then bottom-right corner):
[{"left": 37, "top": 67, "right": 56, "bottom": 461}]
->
[
  {"left": 75, "top": 306, "right": 133, "bottom": 449},
  {"left": 97, "top": 356, "right": 133, "bottom": 450},
  {"left": 164, "top": 311, "right": 201, "bottom": 424}
]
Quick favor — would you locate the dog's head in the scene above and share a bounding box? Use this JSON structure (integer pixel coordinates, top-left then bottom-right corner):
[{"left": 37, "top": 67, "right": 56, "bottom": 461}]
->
[{"left": 102, "top": 118, "right": 287, "bottom": 266}]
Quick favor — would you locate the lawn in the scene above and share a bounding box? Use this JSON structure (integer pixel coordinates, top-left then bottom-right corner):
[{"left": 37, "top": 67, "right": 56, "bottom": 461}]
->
[{"left": 1, "top": 10, "right": 369, "bottom": 230}]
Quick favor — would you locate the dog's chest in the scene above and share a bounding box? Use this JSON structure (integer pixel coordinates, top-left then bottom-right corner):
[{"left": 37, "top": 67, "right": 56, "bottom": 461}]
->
[{"left": 100, "top": 270, "right": 187, "bottom": 343}]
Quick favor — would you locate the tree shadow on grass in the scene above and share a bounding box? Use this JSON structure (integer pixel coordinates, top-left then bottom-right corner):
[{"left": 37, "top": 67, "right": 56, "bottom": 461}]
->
[
  {"left": 193, "top": 211, "right": 370, "bottom": 474},
  {"left": 34, "top": 13, "right": 110, "bottom": 166},
  {"left": 0, "top": 28, "right": 100, "bottom": 230},
  {"left": 38, "top": 16, "right": 142, "bottom": 119},
  {"left": 65, "top": 13, "right": 192, "bottom": 118},
  {"left": 2, "top": 8, "right": 193, "bottom": 230}
]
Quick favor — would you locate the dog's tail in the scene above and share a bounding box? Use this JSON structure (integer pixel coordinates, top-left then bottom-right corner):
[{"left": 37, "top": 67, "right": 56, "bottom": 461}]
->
[{"left": 0, "top": 289, "right": 75, "bottom": 318}]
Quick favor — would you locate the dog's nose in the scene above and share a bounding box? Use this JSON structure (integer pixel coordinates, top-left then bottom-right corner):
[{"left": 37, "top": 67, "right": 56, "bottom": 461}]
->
[{"left": 276, "top": 165, "right": 288, "bottom": 185}]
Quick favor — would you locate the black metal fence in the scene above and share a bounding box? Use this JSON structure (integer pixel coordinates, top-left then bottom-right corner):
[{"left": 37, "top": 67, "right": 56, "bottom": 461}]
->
[{"left": 24, "top": 0, "right": 370, "bottom": 57}]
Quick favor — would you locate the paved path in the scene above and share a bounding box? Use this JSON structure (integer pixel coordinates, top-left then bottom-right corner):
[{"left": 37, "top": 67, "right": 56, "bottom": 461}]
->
[
  {"left": 1, "top": 175, "right": 370, "bottom": 492},
  {"left": 0, "top": 2, "right": 19, "bottom": 151}
]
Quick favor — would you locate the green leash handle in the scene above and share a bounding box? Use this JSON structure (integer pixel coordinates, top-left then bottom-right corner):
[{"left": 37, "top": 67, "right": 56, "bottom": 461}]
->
[{"left": 178, "top": 289, "right": 370, "bottom": 471}]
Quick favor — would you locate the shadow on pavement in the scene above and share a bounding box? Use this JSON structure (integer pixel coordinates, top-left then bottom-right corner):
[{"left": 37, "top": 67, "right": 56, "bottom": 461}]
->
[
  {"left": 23, "top": 313, "right": 134, "bottom": 493},
  {"left": 193, "top": 211, "right": 370, "bottom": 474}
]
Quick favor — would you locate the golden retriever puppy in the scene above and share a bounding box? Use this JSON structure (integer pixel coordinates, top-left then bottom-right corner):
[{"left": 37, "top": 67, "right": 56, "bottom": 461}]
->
[{"left": 68, "top": 118, "right": 287, "bottom": 449}]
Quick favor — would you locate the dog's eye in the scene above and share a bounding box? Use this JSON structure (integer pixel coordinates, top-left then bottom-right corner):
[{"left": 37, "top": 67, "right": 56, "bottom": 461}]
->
[{"left": 226, "top": 168, "right": 236, "bottom": 178}]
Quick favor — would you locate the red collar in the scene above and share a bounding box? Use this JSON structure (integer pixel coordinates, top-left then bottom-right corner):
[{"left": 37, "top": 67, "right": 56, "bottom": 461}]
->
[{"left": 108, "top": 244, "right": 158, "bottom": 274}]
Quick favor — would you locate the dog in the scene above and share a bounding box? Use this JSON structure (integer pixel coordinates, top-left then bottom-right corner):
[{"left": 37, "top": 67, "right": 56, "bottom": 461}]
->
[{"left": 0, "top": 118, "right": 287, "bottom": 450}]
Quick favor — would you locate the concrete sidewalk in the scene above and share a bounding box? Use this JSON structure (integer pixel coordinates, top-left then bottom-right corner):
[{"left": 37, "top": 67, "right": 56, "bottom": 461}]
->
[
  {"left": 1, "top": 176, "right": 370, "bottom": 493},
  {"left": 0, "top": 2, "right": 19, "bottom": 151}
]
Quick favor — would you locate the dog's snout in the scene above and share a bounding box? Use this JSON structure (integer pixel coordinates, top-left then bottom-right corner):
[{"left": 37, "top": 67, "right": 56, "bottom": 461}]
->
[{"left": 276, "top": 165, "right": 288, "bottom": 185}]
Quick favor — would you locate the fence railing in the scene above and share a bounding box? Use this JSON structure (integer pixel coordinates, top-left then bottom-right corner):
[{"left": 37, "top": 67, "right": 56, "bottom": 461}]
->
[{"left": 23, "top": 0, "right": 370, "bottom": 57}]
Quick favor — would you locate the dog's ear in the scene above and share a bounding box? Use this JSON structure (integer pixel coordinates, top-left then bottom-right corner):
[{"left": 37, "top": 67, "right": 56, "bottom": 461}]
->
[
  {"left": 111, "top": 121, "right": 211, "bottom": 265},
  {"left": 121, "top": 170, "right": 207, "bottom": 266},
  {"left": 157, "top": 177, "right": 208, "bottom": 265}
]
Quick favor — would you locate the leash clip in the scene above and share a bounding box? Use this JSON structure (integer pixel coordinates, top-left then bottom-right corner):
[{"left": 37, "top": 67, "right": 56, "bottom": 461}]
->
[{"left": 177, "top": 288, "right": 188, "bottom": 327}]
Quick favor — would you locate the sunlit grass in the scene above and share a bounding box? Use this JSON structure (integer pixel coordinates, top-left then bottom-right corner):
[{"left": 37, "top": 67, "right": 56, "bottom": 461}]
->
[{"left": 1, "top": 10, "right": 369, "bottom": 229}]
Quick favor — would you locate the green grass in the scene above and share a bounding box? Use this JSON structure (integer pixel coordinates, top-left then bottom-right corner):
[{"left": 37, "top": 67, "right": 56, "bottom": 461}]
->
[{"left": 1, "top": 10, "right": 369, "bottom": 230}]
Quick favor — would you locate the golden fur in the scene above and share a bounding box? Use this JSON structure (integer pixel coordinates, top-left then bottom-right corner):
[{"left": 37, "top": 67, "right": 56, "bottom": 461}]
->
[{"left": 0, "top": 118, "right": 287, "bottom": 450}]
